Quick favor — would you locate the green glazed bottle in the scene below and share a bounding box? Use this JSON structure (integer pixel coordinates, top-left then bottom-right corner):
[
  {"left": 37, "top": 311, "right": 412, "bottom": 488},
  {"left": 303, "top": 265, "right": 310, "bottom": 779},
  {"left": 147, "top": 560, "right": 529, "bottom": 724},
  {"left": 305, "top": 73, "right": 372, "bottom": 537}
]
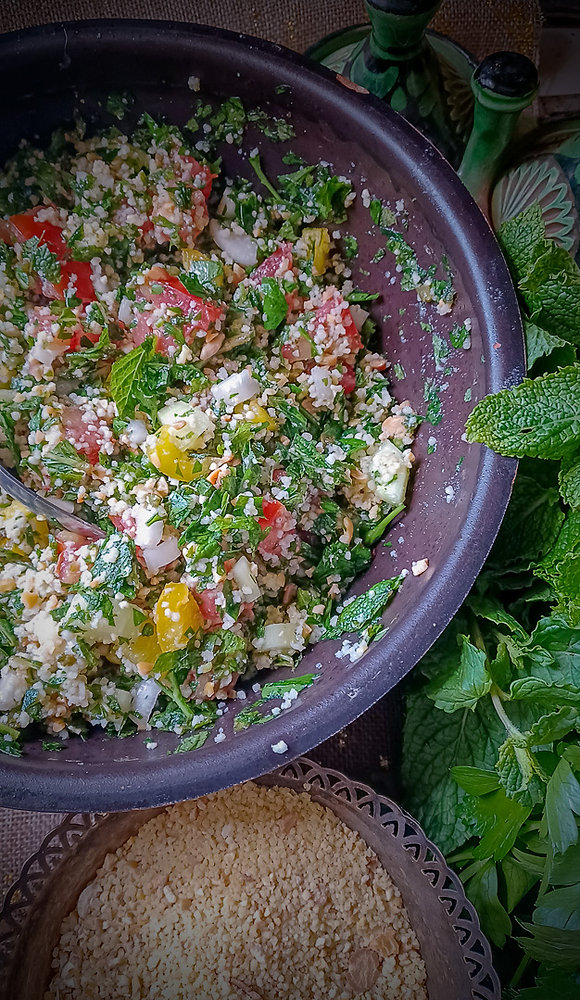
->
[{"left": 339, "top": 0, "right": 467, "bottom": 166}]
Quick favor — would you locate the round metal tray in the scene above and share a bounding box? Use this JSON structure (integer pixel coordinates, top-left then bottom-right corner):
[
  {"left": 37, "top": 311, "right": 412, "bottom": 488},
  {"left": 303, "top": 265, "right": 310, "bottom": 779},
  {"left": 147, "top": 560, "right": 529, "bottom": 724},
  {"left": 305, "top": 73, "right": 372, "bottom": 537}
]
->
[{"left": 0, "top": 758, "right": 499, "bottom": 1000}]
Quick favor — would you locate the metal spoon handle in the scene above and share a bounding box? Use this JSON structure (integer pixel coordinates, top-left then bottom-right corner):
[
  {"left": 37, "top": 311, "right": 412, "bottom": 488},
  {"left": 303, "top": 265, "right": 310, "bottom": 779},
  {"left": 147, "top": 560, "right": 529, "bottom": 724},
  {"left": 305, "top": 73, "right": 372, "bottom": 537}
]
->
[{"left": 0, "top": 464, "right": 105, "bottom": 540}]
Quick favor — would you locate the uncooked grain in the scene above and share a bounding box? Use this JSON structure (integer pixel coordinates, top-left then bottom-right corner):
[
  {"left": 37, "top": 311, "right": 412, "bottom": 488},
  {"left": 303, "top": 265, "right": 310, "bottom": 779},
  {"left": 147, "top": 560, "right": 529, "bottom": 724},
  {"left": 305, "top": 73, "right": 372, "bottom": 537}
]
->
[{"left": 45, "top": 783, "right": 427, "bottom": 1000}]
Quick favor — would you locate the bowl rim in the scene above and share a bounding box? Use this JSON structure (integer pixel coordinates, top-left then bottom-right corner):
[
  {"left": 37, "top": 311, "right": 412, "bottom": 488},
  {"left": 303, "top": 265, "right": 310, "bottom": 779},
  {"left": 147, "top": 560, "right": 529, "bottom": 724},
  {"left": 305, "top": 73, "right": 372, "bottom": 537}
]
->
[
  {"left": 0, "top": 756, "right": 500, "bottom": 1000},
  {"left": 0, "top": 18, "right": 523, "bottom": 812}
]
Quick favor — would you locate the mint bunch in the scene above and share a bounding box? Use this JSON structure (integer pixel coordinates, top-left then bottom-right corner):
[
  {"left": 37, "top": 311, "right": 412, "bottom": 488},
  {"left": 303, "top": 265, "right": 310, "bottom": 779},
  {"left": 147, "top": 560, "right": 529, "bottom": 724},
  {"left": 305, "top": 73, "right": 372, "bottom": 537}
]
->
[{"left": 401, "top": 205, "right": 580, "bottom": 995}]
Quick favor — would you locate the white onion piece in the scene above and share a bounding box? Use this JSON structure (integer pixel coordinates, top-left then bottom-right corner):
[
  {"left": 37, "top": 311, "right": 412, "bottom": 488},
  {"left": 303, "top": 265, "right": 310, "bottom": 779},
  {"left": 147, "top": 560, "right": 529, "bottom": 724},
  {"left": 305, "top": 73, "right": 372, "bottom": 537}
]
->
[
  {"left": 125, "top": 419, "right": 148, "bottom": 446},
  {"left": 142, "top": 536, "right": 180, "bottom": 575},
  {"left": 209, "top": 219, "right": 258, "bottom": 267},
  {"left": 216, "top": 192, "right": 236, "bottom": 219},
  {"left": 232, "top": 555, "right": 261, "bottom": 602},
  {"left": 132, "top": 677, "right": 161, "bottom": 725},
  {"left": 211, "top": 369, "right": 260, "bottom": 406},
  {"left": 261, "top": 623, "right": 298, "bottom": 651},
  {"left": 349, "top": 304, "right": 370, "bottom": 332},
  {"left": 118, "top": 297, "right": 133, "bottom": 326},
  {"left": 132, "top": 505, "right": 164, "bottom": 549}
]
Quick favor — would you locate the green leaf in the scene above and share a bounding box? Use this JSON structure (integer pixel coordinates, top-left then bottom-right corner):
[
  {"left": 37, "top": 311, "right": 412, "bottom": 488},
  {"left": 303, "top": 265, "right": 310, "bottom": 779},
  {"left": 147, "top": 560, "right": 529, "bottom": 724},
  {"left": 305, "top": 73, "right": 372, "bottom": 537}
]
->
[
  {"left": 525, "top": 319, "right": 569, "bottom": 370},
  {"left": 311, "top": 541, "right": 371, "bottom": 587},
  {"left": 501, "top": 856, "right": 538, "bottom": 912},
  {"left": 21, "top": 235, "right": 61, "bottom": 283},
  {"left": 519, "top": 243, "right": 580, "bottom": 346},
  {"left": 540, "top": 757, "right": 580, "bottom": 854},
  {"left": 451, "top": 765, "right": 500, "bottom": 795},
  {"left": 426, "top": 637, "right": 491, "bottom": 713},
  {"left": 534, "top": 885, "right": 580, "bottom": 931},
  {"left": 465, "top": 861, "right": 512, "bottom": 947},
  {"left": 509, "top": 965, "right": 580, "bottom": 1000},
  {"left": 260, "top": 277, "right": 288, "bottom": 330},
  {"left": 174, "top": 728, "right": 211, "bottom": 752},
  {"left": 559, "top": 454, "right": 580, "bottom": 509},
  {"left": 498, "top": 203, "right": 546, "bottom": 277},
  {"left": 466, "top": 366, "right": 580, "bottom": 460},
  {"left": 528, "top": 707, "right": 580, "bottom": 746},
  {"left": 487, "top": 474, "right": 565, "bottom": 574},
  {"left": 321, "top": 577, "right": 402, "bottom": 639},
  {"left": 179, "top": 257, "right": 223, "bottom": 300},
  {"left": 518, "top": 922, "right": 580, "bottom": 967},
  {"left": 466, "top": 787, "right": 532, "bottom": 861},
  {"left": 44, "top": 440, "right": 88, "bottom": 483},
  {"left": 510, "top": 676, "right": 580, "bottom": 707},
  {"left": 92, "top": 532, "right": 140, "bottom": 598},
  {"left": 496, "top": 736, "right": 539, "bottom": 801},
  {"left": 260, "top": 673, "right": 318, "bottom": 700},
  {"left": 109, "top": 338, "right": 155, "bottom": 419}
]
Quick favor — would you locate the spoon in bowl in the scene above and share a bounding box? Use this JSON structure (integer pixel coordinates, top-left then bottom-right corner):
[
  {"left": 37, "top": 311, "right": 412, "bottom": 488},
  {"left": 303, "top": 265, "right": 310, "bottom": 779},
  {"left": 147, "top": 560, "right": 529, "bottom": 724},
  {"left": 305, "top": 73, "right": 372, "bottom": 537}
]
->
[{"left": 0, "top": 463, "right": 105, "bottom": 540}]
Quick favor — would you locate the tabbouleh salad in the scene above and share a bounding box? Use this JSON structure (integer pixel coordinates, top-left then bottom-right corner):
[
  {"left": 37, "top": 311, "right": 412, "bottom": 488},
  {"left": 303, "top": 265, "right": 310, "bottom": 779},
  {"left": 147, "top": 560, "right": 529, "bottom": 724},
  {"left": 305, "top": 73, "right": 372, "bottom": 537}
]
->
[{"left": 0, "top": 101, "right": 430, "bottom": 753}]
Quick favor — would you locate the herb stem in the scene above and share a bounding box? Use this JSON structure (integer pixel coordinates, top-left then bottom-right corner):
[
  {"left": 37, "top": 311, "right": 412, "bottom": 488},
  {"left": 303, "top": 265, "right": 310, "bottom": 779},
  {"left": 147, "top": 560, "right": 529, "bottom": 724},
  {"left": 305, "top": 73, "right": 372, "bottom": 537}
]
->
[
  {"left": 490, "top": 686, "right": 521, "bottom": 738},
  {"left": 248, "top": 153, "right": 279, "bottom": 201},
  {"left": 536, "top": 840, "right": 553, "bottom": 901},
  {"left": 162, "top": 672, "right": 194, "bottom": 722},
  {"left": 509, "top": 954, "right": 531, "bottom": 989}
]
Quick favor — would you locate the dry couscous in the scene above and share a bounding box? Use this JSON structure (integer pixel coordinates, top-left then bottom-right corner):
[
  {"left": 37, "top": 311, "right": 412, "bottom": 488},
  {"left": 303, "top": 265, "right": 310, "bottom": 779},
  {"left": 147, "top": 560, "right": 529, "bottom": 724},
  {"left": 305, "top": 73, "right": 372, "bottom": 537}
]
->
[
  {"left": 0, "top": 98, "right": 440, "bottom": 752},
  {"left": 45, "top": 782, "right": 428, "bottom": 999}
]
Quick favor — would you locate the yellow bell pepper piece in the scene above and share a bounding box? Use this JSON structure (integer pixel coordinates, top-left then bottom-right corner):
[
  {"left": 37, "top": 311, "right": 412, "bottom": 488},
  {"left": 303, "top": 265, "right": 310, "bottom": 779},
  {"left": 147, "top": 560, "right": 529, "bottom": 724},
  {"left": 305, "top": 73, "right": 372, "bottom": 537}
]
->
[
  {"left": 153, "top": 582, "right": 203, "bottom": 653},
  {"left": 148, "top": 426, "right": 196, "bottom": 482},
  {"left": 234, "top": 401, "right": 277, "bottom": 432},
  {"left": 302, "top": 227, "right": 331, "bottom": 275},
  {"left": 129, "top": 631, "right": 163, "bottom": 674}
]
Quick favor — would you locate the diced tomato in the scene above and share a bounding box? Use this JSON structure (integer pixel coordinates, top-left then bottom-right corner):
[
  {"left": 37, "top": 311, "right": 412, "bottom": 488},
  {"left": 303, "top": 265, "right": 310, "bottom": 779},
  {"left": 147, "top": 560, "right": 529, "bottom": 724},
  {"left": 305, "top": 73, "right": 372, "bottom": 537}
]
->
[
  {"left": 2, "top": 208, "right": 97, "bottom": 305},
  {"left": 341, "top": 363, "right": 357, "bottom": 394},
  {"left": 258, "top": 498, "right": 296, "bottom": 558},
  {"left": 128, "top": 267, "right": 224, "bottom": 355},
  {"left": 251, "top": 243, "right": 293, "bottom": 282},
  {"left": 46, "top": 261, "right": 96, "bottom": 305},
  {"left": 55, "top": 530, "right": 86, "bottom": 585},
  {"left": 314, "top": 293, "right": 362, "bottom": 356},
  {"left": 196, "top": 588, "right": 223, "bottom": 629},
  {"left": 61, "top": 407, "right": 110, "bottom": 465},
  {"left": 258, "top": 498, "right": 284, "bottom": 527},
  {"left": 8, "top": 211, "right": 67, "bottom": 255},
  {"left": 183, "top": 156, "right": 215, "bottom": 201},
  {"left": 109, "top": 511, "right": 137, "bottom": 538}
]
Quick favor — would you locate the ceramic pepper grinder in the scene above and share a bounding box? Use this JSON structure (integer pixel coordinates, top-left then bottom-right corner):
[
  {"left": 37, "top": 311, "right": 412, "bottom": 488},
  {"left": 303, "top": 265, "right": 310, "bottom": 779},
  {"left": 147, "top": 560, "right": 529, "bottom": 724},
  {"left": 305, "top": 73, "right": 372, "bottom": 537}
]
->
[
  {"left": 458, "top": 53, "right": 539, "bottom": 217},
  {"left": 338, "top": 0, "right": 467, "bottom": 166}
]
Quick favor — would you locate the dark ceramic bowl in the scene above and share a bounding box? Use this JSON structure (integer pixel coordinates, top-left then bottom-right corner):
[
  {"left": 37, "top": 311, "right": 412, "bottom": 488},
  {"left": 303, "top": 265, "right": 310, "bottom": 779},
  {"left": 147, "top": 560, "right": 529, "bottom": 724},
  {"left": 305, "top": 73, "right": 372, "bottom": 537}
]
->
[{"left": 0, "top": 20, "right": 523, "bottom": 812}]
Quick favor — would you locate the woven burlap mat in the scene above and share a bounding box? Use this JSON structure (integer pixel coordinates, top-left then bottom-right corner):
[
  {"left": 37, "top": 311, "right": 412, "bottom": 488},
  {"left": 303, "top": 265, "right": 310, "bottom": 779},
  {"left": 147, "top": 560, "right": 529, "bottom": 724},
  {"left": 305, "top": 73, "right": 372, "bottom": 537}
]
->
[{"left": 0, "top": 0, "right": 542, "bottom": 903}]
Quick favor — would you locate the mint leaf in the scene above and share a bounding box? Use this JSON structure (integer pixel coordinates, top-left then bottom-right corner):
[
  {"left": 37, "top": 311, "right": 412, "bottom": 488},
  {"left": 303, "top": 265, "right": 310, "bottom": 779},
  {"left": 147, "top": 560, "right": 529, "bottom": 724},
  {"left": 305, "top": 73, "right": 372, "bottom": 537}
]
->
[
  {"left": 499, "top": 203, "right": 546, "bottom": 276},
  {"left": 174, "top": 728, "right": 211, "bottom": 752},
  {"left": 260, "top": 277, "right": 288, "bottom": 330},
  {"left": 559, "top": 454, "right": 580, "bottom": 509},
  {"left": 21, "top": 235, "right": 61, "bottom": 283},
  {"left": 311, "top": 541, "right": 371, "bottom": 587},
  {"left": 540, "top": 757, "right": 580, "bottom": 855},
  {"left": 525, "top": 319, "right": 569, "bottom": 370},
  {"left": 260, "top": 673, "right": 318, "bottom": 699},
  {"left": 466, "top": 366, "right": 580, "bottom": 460},
  {"left": 109, "top": 338, "right": 154, "bottom": 419},
  {"left": 179, "top": 257, "right": 223, "bottom": 299},
  {"left": 519, "top": 243, "right": 580, "bottom": 347},
  {"left": 92, "top": 532, "right": 140, "bottom": 598},
  {"left": 426, "top": 636, "right": 491, "bottom": 713},
  {"left": 536, "top": 513, "right": 580, "bottom": 623},
  {"left": 487, "top": 474, "right": 565, "bottom": 574},
  {"left": 465, "top": 861, "right": 512, "bottom": 947},
  {"left": 322, "top": 577, "right": 402, "bottom": 639}
]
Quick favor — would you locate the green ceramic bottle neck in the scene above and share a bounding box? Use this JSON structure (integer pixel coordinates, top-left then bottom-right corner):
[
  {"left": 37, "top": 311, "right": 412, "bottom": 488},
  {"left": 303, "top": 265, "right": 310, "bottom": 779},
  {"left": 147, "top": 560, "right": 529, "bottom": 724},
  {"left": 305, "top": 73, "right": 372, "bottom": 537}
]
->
[
  {"left": 365, "top": 0, "right": 442, "bottom": 62},
  {"left": 458, "top": 55, "right": 539, "bottom": 216}
]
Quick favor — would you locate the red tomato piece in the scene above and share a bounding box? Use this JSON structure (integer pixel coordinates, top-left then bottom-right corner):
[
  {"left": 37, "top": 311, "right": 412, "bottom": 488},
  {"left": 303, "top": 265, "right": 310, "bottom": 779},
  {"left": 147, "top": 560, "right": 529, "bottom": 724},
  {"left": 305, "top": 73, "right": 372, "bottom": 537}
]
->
[
  {"left": 314, "top": 294, "right": 362, "bottom": 356},
  {"left": 341, "top": 363, "right": 357, "bottom": 394},
  {"left": 196, "top": 588, "right": 223, "bottom": 629},
  {"left": 251, "top": 244, "right": 293, "bottom": 282},
  {"left": 128, "top": 267, "right": 224, "bottom": 355},
  {"left": 183, "top": 156, "right": 215, "bottom": 201},
  {"left": 8, "top": 211, "right": 67, "bottom": 255},
  {"left": 46, "top": 261, "right": 96, "bottom": 304},
  {"left": 55, "top": 530, "right": 86, "bottom": 585},
  {"left": 61, "top": 407, "right": 110, "bottom": 466},
  {"left": 258, "top": 498, "right": 295, "bottom": 558}
]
